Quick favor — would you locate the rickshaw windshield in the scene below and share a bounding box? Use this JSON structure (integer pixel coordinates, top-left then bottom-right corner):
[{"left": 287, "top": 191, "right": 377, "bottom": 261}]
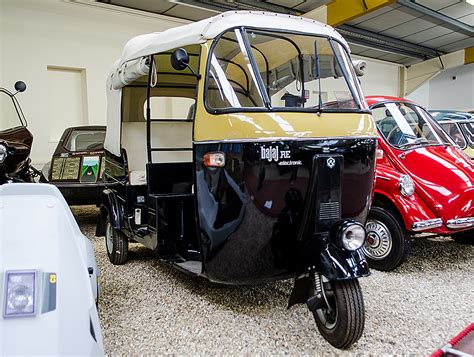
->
[
  {"left": 206, "top": 28, "right": 367, "bottom": 113},
  {"left": 372, "top": 102, "right": 451, "bottom": 150}
]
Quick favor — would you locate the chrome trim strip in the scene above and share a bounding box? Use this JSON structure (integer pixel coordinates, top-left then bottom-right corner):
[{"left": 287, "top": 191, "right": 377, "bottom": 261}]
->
[
  {"left": 411, "top": 218, "right": 443, "bottom": 232},
  {"left": 446, "top": 217, "right": 474, "bottom": 229},
  {"left": 195, "top": 135, "right": 378, "bottom": 144}
]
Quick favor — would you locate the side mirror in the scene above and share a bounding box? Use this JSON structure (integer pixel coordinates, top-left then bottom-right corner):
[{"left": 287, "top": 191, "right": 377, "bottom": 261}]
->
[
  {"left": 171, "top": 48, "right": 189, "bottom": 71},
  {"left": 352, "top": 60, "right": 366, "bottom": 77},
  {"left": 14, "top": 81, "right": 27, "bottom": 93},
  {"left": 170, "top": 48, "right": 201, "bottom": 79}
]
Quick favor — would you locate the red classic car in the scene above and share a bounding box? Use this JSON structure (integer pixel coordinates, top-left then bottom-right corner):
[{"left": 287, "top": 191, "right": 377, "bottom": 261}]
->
[{"left": 363, "top": 96, "right": 473, "bottom": 271}]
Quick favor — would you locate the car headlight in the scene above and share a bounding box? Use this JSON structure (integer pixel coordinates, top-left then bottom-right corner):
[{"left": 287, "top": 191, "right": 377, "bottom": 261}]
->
[
  {"left": 336, "top": 221, "right": 366, "bottom": 251},
  {"left": 399, "top": 175, "right": 415, "bottom": 197},
  {"left": 3, "top": 270, "right": 37, "bottom": 318},
  {"left": 0, "top": 144, "right": 7, "bottom": 164}
]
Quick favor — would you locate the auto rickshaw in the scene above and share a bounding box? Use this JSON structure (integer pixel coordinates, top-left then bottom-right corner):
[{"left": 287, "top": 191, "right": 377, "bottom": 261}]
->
[{"left": 96, "top": 11, "right": 377, "bottom": 349}]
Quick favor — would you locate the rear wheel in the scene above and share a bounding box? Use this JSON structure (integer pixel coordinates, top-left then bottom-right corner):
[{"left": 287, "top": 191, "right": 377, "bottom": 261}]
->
[
  {"left": 363, "top": 207, "right": 411, "bottom": 271},
  {"left": 451, "top": 230, "right": 473, "bottom": 245},
  {"left": 313, "top": 279, "right": 365, "bottom": 349},
  {"left": 105, "top": 215, "right": 129, "bottom": 265}
]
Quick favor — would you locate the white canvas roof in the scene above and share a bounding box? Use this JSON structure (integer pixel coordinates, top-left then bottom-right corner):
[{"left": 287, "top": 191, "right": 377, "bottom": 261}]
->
[{"left": 113, "top": 11, "right": 348, "bottom": 77}]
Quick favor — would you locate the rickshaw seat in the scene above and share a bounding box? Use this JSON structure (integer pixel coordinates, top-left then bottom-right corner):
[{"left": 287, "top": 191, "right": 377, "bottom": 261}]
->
[
  {"left": 122, "top": 121, "right": 193, "bottom": 186},
  {"left": 129, "top": 170, "right": 147, "bottom": 186}
]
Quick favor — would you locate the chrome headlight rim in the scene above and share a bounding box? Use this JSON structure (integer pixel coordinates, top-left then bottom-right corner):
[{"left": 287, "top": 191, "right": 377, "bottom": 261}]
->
[
  {"left": 398, "top": 174, "right": 415, "bottom": 197},
  {"left": 335, "top": 220, "right": 366, "bottom": 251},
  {"left": 0, "top": 144, "right": 7, "bottom": 164}
]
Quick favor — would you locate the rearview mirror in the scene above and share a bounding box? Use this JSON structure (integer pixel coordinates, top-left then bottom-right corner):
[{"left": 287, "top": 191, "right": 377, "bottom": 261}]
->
[
  {"left": 171, "top": 48, "right": 189, "bottom": 71},
  {"left": 14, "top": 81, "right": 27, "bottom": 93},
  {"left": 170, "top": 48, "right": 201, "bottom": 79}
]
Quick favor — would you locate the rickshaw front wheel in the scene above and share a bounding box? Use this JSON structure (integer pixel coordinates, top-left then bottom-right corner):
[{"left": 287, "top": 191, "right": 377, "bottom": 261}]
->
[
  {"left": 313, "top": 279, "right": 365, "bottom": 349},
  {"left": 105, "top": 215, "right": 129, "bottom": 265}
]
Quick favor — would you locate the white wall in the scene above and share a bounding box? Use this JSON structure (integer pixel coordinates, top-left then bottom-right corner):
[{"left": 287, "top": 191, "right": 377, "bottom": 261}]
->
[
  {"left": 406, "top": 81, "right": 430, "bottom": 107},
  {"left": 0, "top": 0, "right": 187, "bottom": 164},
  {"left": 354, "top": 55, "right": 401, "bottom": 97},
  {"left": 408, "top": 63, "right": 474, "bottom": 110}
]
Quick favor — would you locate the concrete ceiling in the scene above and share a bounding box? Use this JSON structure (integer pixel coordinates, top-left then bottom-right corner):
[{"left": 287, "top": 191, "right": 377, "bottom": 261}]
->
[
  {"left": 343, "top": 0, "right": 474, "bottom": 66},
  {"left": 97, "top": 0, "right": 474, "bottom": 66}
]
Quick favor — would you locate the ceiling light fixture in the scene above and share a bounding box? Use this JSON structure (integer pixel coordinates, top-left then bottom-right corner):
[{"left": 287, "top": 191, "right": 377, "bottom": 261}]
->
[
  {"left": 466, "top": 0, "right": 474, "bottom": 5},
  {"left": 167, "top": 0, "right": 223, "bottom": 13}
]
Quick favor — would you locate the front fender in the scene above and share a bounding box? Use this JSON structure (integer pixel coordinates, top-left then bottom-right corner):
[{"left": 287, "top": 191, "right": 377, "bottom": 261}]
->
[
  {"left": 319, "top": 244, "right": 370, "bottom": 280},
  {"left": 288, "top": 244, "right": 369, "bottom": 308},
  {"left": 375, "top": 164, "right": 438, "bottom": 232},
  {"left": 96, "top": 188, "right": 123, "bottom": 236}
]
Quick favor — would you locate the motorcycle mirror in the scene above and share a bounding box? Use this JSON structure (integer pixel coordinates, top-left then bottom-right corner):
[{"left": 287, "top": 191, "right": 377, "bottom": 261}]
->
[
  {"left": 14, "top": 81, "right": 27, "bottom": 93},
  {"left": 171, "top": 48, "right": 189, "bottom": 71}
]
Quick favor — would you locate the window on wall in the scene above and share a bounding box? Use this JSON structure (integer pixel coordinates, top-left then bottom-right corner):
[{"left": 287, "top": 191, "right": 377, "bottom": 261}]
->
[{"left": 47, "top": 66, "right": 87, "bottom": 142}]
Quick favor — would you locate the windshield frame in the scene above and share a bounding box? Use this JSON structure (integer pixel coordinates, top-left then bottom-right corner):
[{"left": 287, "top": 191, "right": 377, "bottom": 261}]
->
[
  {"left": 459, "top": 121, "right": 474, "bottom": 149},
  {"left": 436, "top": 120, "right": 468, "bottom": 149},
  {"left": 204, "top": 26, "right": 369, "bottom": 115},
  {"left": 371, "top": 101, "right": 454, "bottom": 151}
]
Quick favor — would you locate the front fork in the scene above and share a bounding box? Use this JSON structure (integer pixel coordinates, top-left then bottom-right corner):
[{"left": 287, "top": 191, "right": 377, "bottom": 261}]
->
[{"left": 287, "top": 243, "right": 369, "bottom": 309}]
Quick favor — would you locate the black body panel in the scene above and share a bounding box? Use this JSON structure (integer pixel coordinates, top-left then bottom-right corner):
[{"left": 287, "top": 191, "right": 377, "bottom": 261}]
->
[{"left": 195, "top": 138, "right": 376, "bottom": 284}]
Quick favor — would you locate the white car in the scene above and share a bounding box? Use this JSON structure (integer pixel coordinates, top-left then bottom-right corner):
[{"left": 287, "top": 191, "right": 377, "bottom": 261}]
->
[{"left": 0, "top": 183, "right": 104, "bottom": 355}]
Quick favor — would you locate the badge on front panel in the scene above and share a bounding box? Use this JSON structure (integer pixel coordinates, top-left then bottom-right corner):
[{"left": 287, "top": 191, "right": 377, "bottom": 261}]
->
[{"left": 326, "top": 157, "right": 336, "bottom": 169}]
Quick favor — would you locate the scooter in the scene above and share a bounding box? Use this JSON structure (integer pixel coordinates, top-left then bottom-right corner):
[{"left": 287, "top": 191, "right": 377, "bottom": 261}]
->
[{"left": 0, "top": 81, "right": 40, "bottom": 184}]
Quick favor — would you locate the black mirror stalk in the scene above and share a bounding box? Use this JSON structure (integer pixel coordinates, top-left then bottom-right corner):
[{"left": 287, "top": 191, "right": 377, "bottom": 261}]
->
[{"left": 171, "top": 48, "right": 201, "bottom": 80}]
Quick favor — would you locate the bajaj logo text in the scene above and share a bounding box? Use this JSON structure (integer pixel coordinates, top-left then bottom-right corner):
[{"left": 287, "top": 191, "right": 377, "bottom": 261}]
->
[
  {"left": 260, "top": 145, "right": 301, "bottom": 165},
  {"left": 260, "top": 146, "right": 290, "bottom": 162}
]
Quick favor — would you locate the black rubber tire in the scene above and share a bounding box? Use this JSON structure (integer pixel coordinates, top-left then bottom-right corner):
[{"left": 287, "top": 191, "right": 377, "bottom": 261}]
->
[
  {"left": 105, "top": 215, "right": 129, "bottom": 265},
  {"left": 451, "top": 230, "right": 473, "bottom": 245},
  {"left": 313, "top": 279, "right": 365, "bottom": 349},
  {"left": 363, "top": 207, "right": 411, "bottom": 271}
]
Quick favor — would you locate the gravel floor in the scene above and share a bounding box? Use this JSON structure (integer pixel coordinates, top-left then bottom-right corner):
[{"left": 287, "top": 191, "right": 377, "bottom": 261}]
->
[{"left": 72, "top": 206, "right": 474, "bottom": 355}]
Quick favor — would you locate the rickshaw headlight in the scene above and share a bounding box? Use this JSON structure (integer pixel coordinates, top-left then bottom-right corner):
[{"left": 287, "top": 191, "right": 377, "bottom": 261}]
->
[
  {"left": 0, "top": 144, "right": 7, "bottom": 164},
  {"left": 3, "top": 270, "right": 37, "bottom": 318},
  {"left": 399, "top": 175, "right": 415, "bottom": 197},
  {"left": 336, "top": 221, "right": 366, "bottom": 251},
  {"left": 203, "top": 152, "right": 225, "bottom": 168}
]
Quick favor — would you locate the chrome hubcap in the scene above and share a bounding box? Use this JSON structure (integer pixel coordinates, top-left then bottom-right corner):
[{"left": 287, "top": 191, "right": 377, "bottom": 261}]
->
[
  {"left": 363, "top": 219, "right": 392, "bottom": 260},
  {"left": 106, "top": 222, "right": 113, "bottom": 254}
]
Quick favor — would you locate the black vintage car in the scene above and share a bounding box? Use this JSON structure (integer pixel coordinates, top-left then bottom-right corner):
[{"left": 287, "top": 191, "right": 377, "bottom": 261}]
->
[{"left": 40, "top": 126, "right": 106, "bottom": 205}]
